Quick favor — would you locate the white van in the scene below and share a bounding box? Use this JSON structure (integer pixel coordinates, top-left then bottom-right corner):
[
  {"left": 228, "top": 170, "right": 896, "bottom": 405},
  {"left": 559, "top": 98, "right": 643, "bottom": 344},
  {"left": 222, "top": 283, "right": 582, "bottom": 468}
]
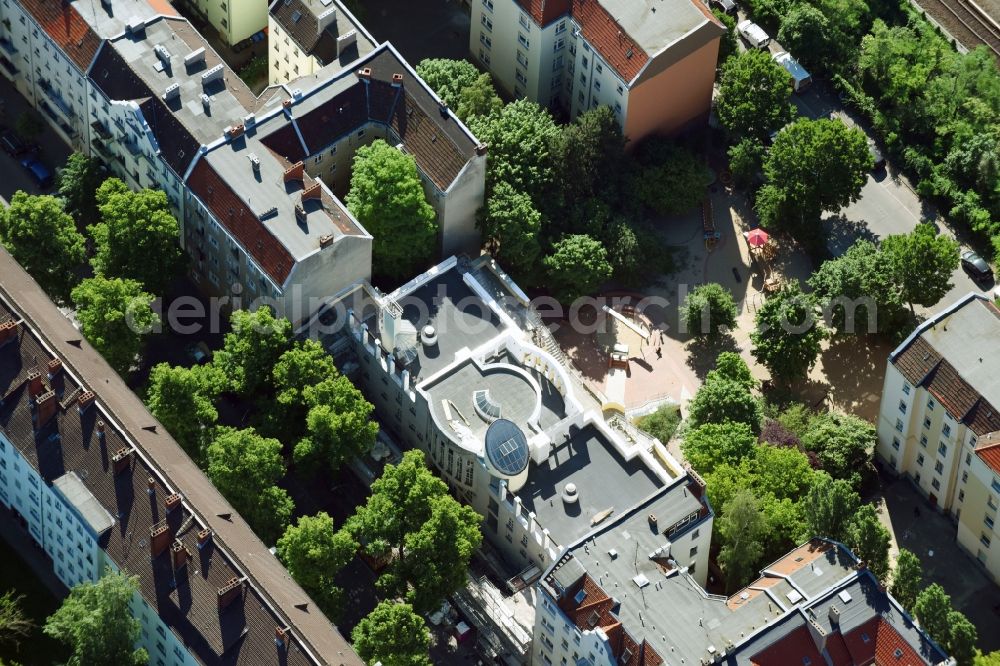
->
[
  {"left": 737, "top": 20, "right": 770, "bottom": 50},
  {"left": 772, "top": 51, "right": 812, "bottom": 92}
]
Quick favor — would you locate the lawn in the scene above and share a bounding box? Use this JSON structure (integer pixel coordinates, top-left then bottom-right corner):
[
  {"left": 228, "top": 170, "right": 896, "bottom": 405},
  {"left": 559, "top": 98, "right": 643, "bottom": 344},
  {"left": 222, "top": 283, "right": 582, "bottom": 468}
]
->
[{"left": 0, "top": 539, "right": 68, "bottom": 665}]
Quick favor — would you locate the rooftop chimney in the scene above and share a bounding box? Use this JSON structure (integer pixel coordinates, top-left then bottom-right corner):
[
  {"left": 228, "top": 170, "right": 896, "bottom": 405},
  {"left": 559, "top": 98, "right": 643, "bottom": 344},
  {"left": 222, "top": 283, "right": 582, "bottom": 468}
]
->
[
  {"left": 283, "top": 161, "right": 304, "bottom": 183},
  {"left": 112, "top": 447, "right": 133, "bottom": 475},
  {"left": 47, "top": 358, "right": 62, "bottom": 380},
  {"left": 201, "top": 64, "right": 224, "bottom": 87},
  {"left": 150, "top": 524, "right": 171, "bottom": 558},
  {"left": 391, "top": 73, "right": 404, "bottom": 87},
  {"left": 226, "top": 123, "right": 245, "bottom": 140},
  {"left": 0, "top": 320, "right": 17, "bottom": 347},
  {"left": 357, "top": 66, "right": 371, "bottom": 81},
  {"left": 165, "top": 493, "right": 182, "bottom": 514},
  {"left": 183, "top": 47, "right": 206, "bottom": 69},
  {"left": 302, "top": 182, "right": 322, "bottom": 202},
  {"left": 275, "top": 626, "right": 289, "bottom": 648},
  {"left": 27, "top": 370, "right": 43, "bottom": 399},
  {"left": 317, "top": 7, "right": 337, "bottom": 34},
  {"left": 828, "top": 605, "right": 841, "bottom": 627},
  {"left": 96, "top": 420, "right": 106, "bottom": 439},
  {"left": 294, "top": 203, "right": 307, "bottom": 225},
  {"left": 163, "top": 82, "right": 180, "bottom": 103},
  {"left": 475, "top": 143, "right": 488, "bottom": 157},
  {"left": 249, "top": 153, "right": 261, "bottom": 174},
  {"left": 648, "top": 513, "right": 658, "bottom": 529},
  {"left": 34, "top": 390, "right": 57, "bottom": 431},
  {"left": 171, "top": 541, "right": 190, "bottom": 569},
  {"left": 282, "top": 98, "right": 293, "bottom": 109},
  {"left": 77, "top": 390, "right": 96, "bottom": 414},
  {"left": 197, "top": 528, "right": 212, "bottom": 549},
  {"left": 318, "top": 234, "right": 334, "bottom": 249},
  {"left": 337, "top": 29, "right": 357, "bottom": 52},
  {"left": 685, "top": 465, "right": 707, "bottom": 499},
  {"left": 148, "top": 477, "right": 156, "bottom": 495},
  {"left": 200, "top": 93, "right": 211, "bottom": 112},
  {"left": 217, "top": 577, "right": 243, "bottom": 609}
]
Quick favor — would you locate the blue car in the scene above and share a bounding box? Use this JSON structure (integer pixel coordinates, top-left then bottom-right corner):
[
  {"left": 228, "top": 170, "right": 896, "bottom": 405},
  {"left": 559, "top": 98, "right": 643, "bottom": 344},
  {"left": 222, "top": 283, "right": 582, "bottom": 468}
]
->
[{"left": 20, "top": 157, "right": 52, "bottom": 189}]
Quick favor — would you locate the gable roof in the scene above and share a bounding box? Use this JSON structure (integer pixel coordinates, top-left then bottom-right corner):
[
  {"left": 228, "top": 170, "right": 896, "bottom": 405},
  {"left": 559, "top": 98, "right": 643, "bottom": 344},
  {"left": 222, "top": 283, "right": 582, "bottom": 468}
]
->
[
  {"left": 975, "top": 431, "right": 1000, "bottom": 476},
  {"left": 19, "top": 0, "right": 102, "bottom": 72},
  {"left": 571, "top": 0, "right": 649, "bottom": 83},
  {"left": 515, "top": 0, "right": 572, "bottom": 26}
]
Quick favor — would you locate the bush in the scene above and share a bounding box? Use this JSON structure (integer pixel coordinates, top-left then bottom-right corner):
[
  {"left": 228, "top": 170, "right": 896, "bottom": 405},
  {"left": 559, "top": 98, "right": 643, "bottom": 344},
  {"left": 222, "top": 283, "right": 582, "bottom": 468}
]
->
[
  {"left": 759, "top": 419, "right": 801, "bottom": 449},
  {"left": 634, "top": 405, "right": 682, "bottom": 443}
]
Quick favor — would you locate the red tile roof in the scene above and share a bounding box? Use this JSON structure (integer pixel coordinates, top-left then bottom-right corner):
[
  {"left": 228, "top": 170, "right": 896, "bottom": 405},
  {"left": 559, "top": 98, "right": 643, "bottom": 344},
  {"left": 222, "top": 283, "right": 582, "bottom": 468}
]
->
[
  {"left": 187, "top": 160, "right": 296, "bottom": 284},
  {"left": 571, "top": 0, "right": 649, "bottom": 82},
  {"left": 516, "top": 0, "right": 572, "bottom": 26},
  {"left": 842, "top": 617, "right": 926, "bottom": 666},
  {"left": 19, "top": 0, "right": 102, "bottom": 72},
  {"left": 749, "top": 626, "right": 824, "bottom": 666},
  {"left": 976, "top": 432, "right": 1000, "bottom": 476}
]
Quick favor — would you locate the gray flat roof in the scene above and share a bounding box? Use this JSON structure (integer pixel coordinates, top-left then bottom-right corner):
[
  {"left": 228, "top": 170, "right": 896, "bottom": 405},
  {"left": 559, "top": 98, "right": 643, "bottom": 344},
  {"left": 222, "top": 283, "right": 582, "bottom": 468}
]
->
[
  {"left": 600, "top": 0, "right": 709, "bottom": 55},
  {"left": 921, "top": 297, "right": 1000, "bottom": 410},
  {"left": 518, "top": 424, "right": 663, "bottom": 548},
  {"left": 784, "top": 544, "right": 857, "bottom": 600},
  {"left": 53, "top": 471, "right": 115, "bottom": 536},
  {"left": 72, "top": 0, "right": 159, "bottom": 39}
]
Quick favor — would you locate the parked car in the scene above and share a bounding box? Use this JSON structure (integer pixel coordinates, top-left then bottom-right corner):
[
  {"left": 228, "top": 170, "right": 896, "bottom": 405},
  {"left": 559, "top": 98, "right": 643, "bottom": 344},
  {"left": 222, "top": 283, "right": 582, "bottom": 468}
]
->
[
  {"left": 961, "top": 250, "right": 993, "bottom": 281},
  {"left": 1, "top": 127, "right": 31, "bottom": 156},
  {"left": 20, "top": 157, "right": 52, "bottom": 188},
  {"left": 710, "top": 0, "right": 738, "bottom": 14},
  {"left": 737, "top": 20, "right": 770, "bottom": 49},
  {"left": 772, "top": 51, "right": 812, "bottom": 93},
  {"left": 868, "top": 140, "right": 885, "bottom": 171}
]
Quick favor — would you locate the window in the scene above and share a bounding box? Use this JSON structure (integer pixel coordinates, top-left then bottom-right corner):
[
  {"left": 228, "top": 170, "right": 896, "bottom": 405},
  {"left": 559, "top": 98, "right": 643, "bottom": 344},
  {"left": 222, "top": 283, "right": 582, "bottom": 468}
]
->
[
  {"left": 581, "top": 56, "right": 589, "bottom": 69},
  {"left": 959, "top": 490, "right": 965, "bottom": 502},
  {"left": 899, "top": 400, "right": 907, "bottom": 414},
  {"left": 968, "top": 453, "right": 973, "bottom": 466},
  {"left": 519, "top": 13, "right": 529, "bottom": 29},
  {"left": 962, "top": 471, "right": 969, "bottom": 483},
  {"left": 931, "top": 478, "right": 940, "bottom": 491},
  {"left": 596, "top": 63, "right": 603, "bottom": 74},
  {"left": 892, "top": 437, "right": 900, "bottom": 451},
  {"left": 914, "top": 472, "right": 921, "bottom": 483},
  {"left": 689, "top": 545, "right": 698, "bottom": 557},
  {"left": 614, "top": 101, "right": 622, "bottom": 114},
  {"left": 895, "top": 419, "right": 904, "bottom": 433},
  {"left": 518, "top": 32, "right": 530, "bottom": 49},
  {"left": 938, "top": 442, "right": 948, "bottom": 457},
  {"left": 478, "top": 48, "right": 490, "bottom": 65},
  {"left": 552, "top": 55, "right": 563, "bottom": 71},
  {"left": 480, "top": 33, "right": 492, "bottom": 48},
  {"left": 481, "top": 14, "right": 492, "bottom": 31},
  {"left": 923, "top": 417, "right": 932, "bottom": 429},
  {"left": 927, "top": 398, "right": 936, "bottom": 410},
  {"left": 902, "top": 382, "right": 911, "bottom": 395},
  {"left": 577, "top": 91, "right": 584, "bottom": 103},
  {"left": 617, "top": 83, "right": 624, "bottom": 95},
  {"left": 515, "top": 70, "right": 527, "bottom": 85},
  {"left": 482, "top": 0, "right": 494, "bottom": 10},
  {"left": 993, "top": 479, "right": 1000, "bottom": 494},
  {"left": 551, "top": 75, "right": 562, "bottom": 89},
  {"left": 943, "top": 424, "right": 952, "bottom": 437},
  {"left": 986, "top": 515, "right": 995, "bottom": 530},
  {"left": 553, "top": 38, "right": 565, "bottom": 52},
  {"left": 916, "top": 454, "right": 925, "bottom": 466},
  {"left": 889, "top": 455, "right": 897, "bottom": 467},
  {"left": 517, "top": 50, "right": 528, "bottom": 67},
  {"left": 934, "top": 461, "right": 943, "bottom": 474},
  {"left": 556, "top": 20, "right": 566, "bottom": 34},
  {"left": 981, "top": 533, "right": 991, "bottom": 548},
  {"left": 594, "top": 80, "right": 601, "bottom": 91},
  {"left": 357, "top": 128, "right": 365, "bottom": 138}
]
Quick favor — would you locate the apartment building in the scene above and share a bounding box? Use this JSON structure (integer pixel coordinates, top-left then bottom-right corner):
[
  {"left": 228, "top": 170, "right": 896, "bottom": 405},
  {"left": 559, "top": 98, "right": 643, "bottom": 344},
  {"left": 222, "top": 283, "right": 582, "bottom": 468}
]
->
[
  {"left": 537, "top": 537, "right": 951, "bottom": 666},
  {"left": 470, "top": 0, "right": 725, "bottom": 142},
  {"left": 179, "top": 0, "right": 266, "bottom": 46},
  {"left": 0, "top": 247, "right": 363, "bottom": 666},
  {"left": 0, "top": 0, "right": 486, "bottom": 325},
  {"left": 957, "top": 432, "right": 1000, "bottom": 583},
  {"left": 267, "top": 0, "right": 375, "bottom": 85},
  {"left": 335, "top": 254, "right": 713, "bottom": 587}
]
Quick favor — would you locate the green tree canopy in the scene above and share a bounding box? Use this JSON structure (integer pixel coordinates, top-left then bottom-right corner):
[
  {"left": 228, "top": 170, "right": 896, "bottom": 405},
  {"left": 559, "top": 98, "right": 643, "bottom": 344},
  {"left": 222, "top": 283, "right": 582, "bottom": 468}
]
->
[
  {"left": 347, "top": 451, "right": 482, "bottom": 613},
  {"left": 718, "top": 490, "right": 766, "bottom": 593},
  {"left": 0, "top": 592, "right": 32, "bottom": 650},
  {"left": 711, "top": 352, "right": 757, "bottom": 390},
  {"left": 0, "top": 192, "right": 86, "bottom": 303},
  {"left": 683, "top": 421, "right": 758, "bottom": 475},
  {"left": 760, "top": 118, "right": 871, "bottom": 230},
  {"left": 276, "top": 512, "right": 358, "bottom": 617},
  {"left": 415, "top": 59, "right": 501, "bottom": 123},
  {"left": 802, "top": 411, "right": 875, "bottom": 488},
  {"left": 58, "top": 152, "right": 105, "bottom": 226},
  {"left": 542, "top": 234, "right": 612, "bottom": 302},
  {"left": 468, "top": 98, "right": 561, "bottom": 204},
  {"left": 728, "top": 138, "right": 766, "bottom": 188},
  {"left": 890, "top": 548, "right": 922, "bottom": 614},
  {"left": 777, "top": 5, "right": 833, "bottom": 70},
  {"left": 687, "top": 377, "right": 762, "bottom": 434},
  {"left": 351, "top": 601, "right": 431, "bottom": 666},
  {"left": 90, "top": 178, "right": 183, "bottom": 294},
  {"left": 808, "top": 239, "right": 908, "bottom": 336},
  {"left": 273, "top": 339, "right": 337, "bottom": 409},
  {"left": 846, "top": 504, "right": 891, "bottom": 580},
  {"left": 882, "top": 223, "right": 960, "bottom": 312},
  {"left": 346, "top": 139, "right": 437, "bottom": 280},
  {"left": 627, "top": 139, "right": 712, "bottom": 215},
  {"left": 945, "top": 611, "right": 978, "bottom": 666},
  {"left": 913, "top": 584, "right": 953, "bottom": 649},
  {"left": 294, "top": 375, "right": 378, "bottom": 475},
  {"left": 213, "top": 308, "right": 293, "bottom": 397},
  {"left": 205, "top": 427, "right": 294, "bottom": 543},
  {"left": 802, "top": 472, "right": 859, "bottom": 542},
  {"left": 72, "top": 277, "right": 158, "bottom": 375},
  {"left": 682, "top": 283, "right": 738, "bottom": 338},
  {"left": 713, "top": 9, "right": 739, "bottom": 66},
  {"left": 145, "top": 363, "right": 224, "bottom": 460},
  {"left": 751, "top": 283, "right": 826, "bottom": 384},
  {"left": 44, "top": 570, "right": 148, "bottom": 666},
  {"left": 480, "top": 181, "right": 543, "bottom": 280},
  {"left": 975, "top": 650, "right": 1000, "bottom": 665},
  {"left": 634, "top": 404, "right": 681, "bottom": 444},
  {"left": 716, "top": 50, "right": 796, "bottom": 141}
]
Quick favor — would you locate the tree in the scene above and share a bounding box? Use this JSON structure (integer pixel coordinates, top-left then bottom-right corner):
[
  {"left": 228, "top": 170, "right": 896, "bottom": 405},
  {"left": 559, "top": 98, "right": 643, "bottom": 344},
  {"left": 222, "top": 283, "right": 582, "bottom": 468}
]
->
[
  {"left": 213, "top": 308, "right": 293, "bottom": 396},
  {"left": 0, "top": 592, "right": 32, "bottom": 649},
  {"left": 415, "top": 59, "right": 501, "bottom": 123},
  {"left": 276, "top": 512, "right": 357, "bottom": 617},
  {"left": 891, "top": 548, "right": 922, "bottom": 614},
  {"left": 205, "top": 427, "right": 294, "bottom": 543},
  {"left": 72, "top": 277, "right": 158, "bottom": 376},
  {"left": 628, "top": 140, "right": 712, "bottom": 215},
  {"left": 634, "top": 404, "right": 682, "bottom": 444},
  {"left": 777, "top": 5, "right": 833, "bottom": 70},
  {"left": 717, "top": 490, "right": 765, "bottom": 593},
  {"left": 882, "top": 223, "right": 960, "bottom": 313},
  {"left": 0, "top": 192, "right": 86, "bottom": 303},
  {"left": 946, "top": 611, "right": 978, "bottom": 666},
  {"left": 687, "top": 378, "right": 762, "bottom": 434},
  {"left": 352, "top": 601, "right": 431, "bottom": 666},
  {"left": 681, "top": 283, "right": 738, "bottom": 338},
  {"left": 347, "top": 451, "right": 482, "bottom": 613},
  {"left": 480, "top": 182, "right": 542, "bottom": 279},
  {"left": 728, "top": 138, "right": 765, "bottom": 188},
  {"left": 345, "top": 140, "right": 437, "bottom": 281},
  {"left": 716, "top": 50, "right": 796, "bottom": 141},
  {"left": 90, "top": 179, "right": 182, "bottom": 294},
  {"left": 468, "top": 99, "right": 561, "bottom": 204},
  {"left": 802, "top": 472, "right": 859, "bottom": 542},
  {"left": 58, "top": 152, "right": 105, "bottom": 226},
  {"left": 845, "top": 504, "right": 890, "bottom": 580},
  {"left": 294, "top": 375, "right": 378, "bottom": 476},
  {"left": 711, "top": 352, "right": 757, "bottom": 390},
  {"left": 808, "top": 239, "right": 908, "bottom": 336},
  {"left": 44, "top": 569, "right": 148, "bottom": 666},
  {"left": 913, "top": 584, "right": 953, "bottom": 648},
  {"left": 975, "top": 650, "right": 1000, "bottom": 665},
  {"left": 761, "top": 118, "right": 871, "bottom": 230},
  {"left": 682, "top": 422, "right": 758, "bottom": 474},
  {"left": 713, "top": 9, "right": 739, "bottom": 66},
  {"left": 542, "top": 234, "right": 612, "bottom": 302},
  {"left": 146, "top": 363, "right": 223, "bottom": 459},
  {"left": 802, "top": 412, "right": 875, "bottom": 488},
  {"left": 750, "top": 283, "right": 826, "bottom": 384},
  {"left": 273, "top": 339, "right": 337, "bottom": 409}
]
